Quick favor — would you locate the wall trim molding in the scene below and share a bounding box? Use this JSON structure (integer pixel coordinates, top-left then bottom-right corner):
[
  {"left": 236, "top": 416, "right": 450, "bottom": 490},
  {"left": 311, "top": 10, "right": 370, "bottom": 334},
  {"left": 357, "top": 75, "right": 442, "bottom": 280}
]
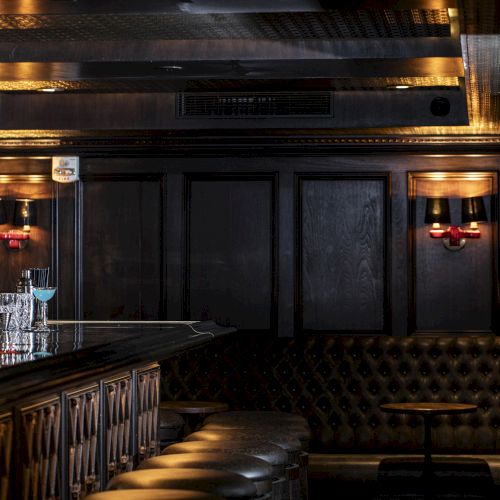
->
[{"left": 1, "top": 132, "right": 500, "bottom": 155}]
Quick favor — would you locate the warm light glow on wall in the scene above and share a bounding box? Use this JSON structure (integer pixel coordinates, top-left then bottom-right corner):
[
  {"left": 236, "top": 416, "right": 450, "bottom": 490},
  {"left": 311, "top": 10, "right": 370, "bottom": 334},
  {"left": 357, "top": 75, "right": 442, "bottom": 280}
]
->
[
  {"left": 416, "top": 172, "right": 494, "bottom": 198},
  {"left": 0, "top": 175, "right": 48, "bottom": 184}
]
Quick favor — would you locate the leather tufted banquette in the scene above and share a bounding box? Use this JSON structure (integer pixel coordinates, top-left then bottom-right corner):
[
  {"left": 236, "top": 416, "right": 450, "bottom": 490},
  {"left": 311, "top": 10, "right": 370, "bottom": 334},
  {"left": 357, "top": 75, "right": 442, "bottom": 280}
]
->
[{"left": 160, "top": 334, "right": 500, "bottom": 489}]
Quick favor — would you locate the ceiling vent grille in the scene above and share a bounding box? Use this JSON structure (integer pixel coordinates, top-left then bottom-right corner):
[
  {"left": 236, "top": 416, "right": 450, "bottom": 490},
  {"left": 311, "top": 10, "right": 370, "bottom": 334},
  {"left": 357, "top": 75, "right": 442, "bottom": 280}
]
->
[{"left": 178, "top": 91, "right": 333, "bottom": 118}]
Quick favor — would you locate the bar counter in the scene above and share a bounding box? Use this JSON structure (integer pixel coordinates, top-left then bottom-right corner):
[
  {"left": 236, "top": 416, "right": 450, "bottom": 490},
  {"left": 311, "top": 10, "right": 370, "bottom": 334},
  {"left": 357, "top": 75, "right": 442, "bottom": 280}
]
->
[
  {"left": 0, "top": 320, "right": 234, "bottom": 408},
  {"left": 0, "top": 320, "right": 236, "bottom": 500}
]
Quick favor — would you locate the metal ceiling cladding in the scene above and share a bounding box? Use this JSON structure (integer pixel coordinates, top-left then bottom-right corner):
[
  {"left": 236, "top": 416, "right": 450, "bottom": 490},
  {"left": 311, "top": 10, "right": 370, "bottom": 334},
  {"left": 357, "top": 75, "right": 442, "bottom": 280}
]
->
[
  {"left": 0, "top": 10, "right": 451, "bottom": 41},
  {"left": 0, "top": 1, "right": 496, "bottom": 133}
]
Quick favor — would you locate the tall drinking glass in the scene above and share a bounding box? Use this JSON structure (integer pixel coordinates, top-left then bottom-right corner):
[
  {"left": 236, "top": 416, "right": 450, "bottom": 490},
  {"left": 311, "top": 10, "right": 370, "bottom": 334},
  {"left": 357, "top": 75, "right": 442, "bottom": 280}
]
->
[{"left": 0, "top": 293, "right": 16, "bottom": 332}]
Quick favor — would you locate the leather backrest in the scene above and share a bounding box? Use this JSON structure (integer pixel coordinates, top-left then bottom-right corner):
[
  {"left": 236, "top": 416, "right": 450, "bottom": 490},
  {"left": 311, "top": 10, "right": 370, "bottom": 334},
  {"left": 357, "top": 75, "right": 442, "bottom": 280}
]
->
[{"left": 161, "top": 334, "right": 500, "bottom": 453}]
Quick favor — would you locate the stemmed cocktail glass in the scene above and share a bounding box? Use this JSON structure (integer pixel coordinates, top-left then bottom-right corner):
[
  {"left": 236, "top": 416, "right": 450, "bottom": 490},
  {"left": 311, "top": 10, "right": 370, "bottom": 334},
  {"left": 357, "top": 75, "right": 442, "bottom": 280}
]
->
[{"left": 32, "top": 287, "right": 56, "bottom": 331}]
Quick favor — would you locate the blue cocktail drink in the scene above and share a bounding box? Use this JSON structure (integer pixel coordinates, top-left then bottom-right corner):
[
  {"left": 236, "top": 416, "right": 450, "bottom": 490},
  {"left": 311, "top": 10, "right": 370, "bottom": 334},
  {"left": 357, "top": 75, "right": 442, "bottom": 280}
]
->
[
  {"left": 33, "top": 287, "right": 56, "bottom": 330},
  {"left": 33, "top": 288, "right": 56, "bottom": 302}
]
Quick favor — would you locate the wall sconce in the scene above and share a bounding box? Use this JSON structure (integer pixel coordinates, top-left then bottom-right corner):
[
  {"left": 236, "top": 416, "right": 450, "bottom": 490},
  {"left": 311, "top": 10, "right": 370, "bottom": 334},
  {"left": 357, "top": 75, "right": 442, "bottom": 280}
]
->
[
  {"left": 13, "top": 198, "right": 37, "bottom": 233},
  {"left": 425, "top": 196, "right": 487, "bottom": 251},
  {"left": 0, "top": 198, "right": 37, "bottom": 250}
]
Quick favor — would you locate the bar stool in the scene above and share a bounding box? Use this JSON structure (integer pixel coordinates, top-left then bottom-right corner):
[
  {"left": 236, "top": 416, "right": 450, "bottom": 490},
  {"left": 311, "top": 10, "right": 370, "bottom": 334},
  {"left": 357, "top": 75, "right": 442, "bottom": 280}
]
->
[
  {"left": 162, "top": 440, "right": 289, "bottom": 500},
  {"left": 138, "top": 452, "right": 273, "bottom": 498},
  {"left": 200, "top": 422, "right": 309, "bottom": 499},
  {"left": 203, "top": 411, "right": 308, "bottom": 428},
  {"left": 106, "top": 468, "right": 258, "bottom": 500},
  {"left": 160, "top": 401, "right": 229, "bottom": 435},
  {"left": 159, "top": 410, "right": 185, "bottom": 447},
  {"left": 185, "top": 431, "right": 302, "bottom": 500},
  {"left": 86, "top": 489, "right": 226, "bottom": 499},
  {"left": 201, "top": 410, "right": 310, "bottom": 500},
  {"left": 201, "top": 421, "right": 311, "bottom": 451}
]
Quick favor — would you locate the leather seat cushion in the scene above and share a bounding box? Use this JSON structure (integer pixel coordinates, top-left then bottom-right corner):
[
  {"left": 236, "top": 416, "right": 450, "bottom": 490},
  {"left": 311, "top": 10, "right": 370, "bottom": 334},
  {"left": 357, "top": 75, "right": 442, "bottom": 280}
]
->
[
  {"left": 106, "top": 468, "right": 257, "bottom": 499},
  {"left": 138, "top": 452, "right": 273, "bottom": 496},
  {"left": 86, "top": 489, "right": 226, "bottom": 499},
  {"left": 309, "top": 453, "right": 500, "bottom": 485}
]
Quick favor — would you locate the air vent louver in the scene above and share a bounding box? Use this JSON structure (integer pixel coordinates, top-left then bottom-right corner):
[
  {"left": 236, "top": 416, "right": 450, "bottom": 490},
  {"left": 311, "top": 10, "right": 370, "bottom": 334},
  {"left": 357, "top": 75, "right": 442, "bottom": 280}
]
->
[{"left": 178, "top": 91, "right": 333, "bottom": 118}]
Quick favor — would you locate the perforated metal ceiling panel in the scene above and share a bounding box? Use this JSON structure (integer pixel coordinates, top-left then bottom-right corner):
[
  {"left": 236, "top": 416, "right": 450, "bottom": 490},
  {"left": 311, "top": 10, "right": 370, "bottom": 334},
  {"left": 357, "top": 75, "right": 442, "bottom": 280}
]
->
[
  {"left": 0, "top": 0, "right": 497, "bottom": 137},
  {"left": 0, "top": 10, "right": 450, "bottom": 41}
]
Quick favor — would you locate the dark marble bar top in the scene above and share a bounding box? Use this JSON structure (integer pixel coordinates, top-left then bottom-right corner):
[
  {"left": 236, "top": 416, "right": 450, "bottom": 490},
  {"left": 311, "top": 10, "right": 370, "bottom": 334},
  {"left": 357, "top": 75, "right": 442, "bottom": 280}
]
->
[{"left": 0, "top": 320, "right": 236, "bottom": 408}]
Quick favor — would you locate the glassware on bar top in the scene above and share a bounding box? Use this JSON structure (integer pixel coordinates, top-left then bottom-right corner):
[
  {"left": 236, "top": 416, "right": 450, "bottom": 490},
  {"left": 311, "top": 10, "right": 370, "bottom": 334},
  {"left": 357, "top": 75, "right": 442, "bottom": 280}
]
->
[
  {"left": 0, "top": 303, "right": 15, "bottom": 333},
  {"left": 29, "top": 267, "right": 50, "bottom": 324},
  {"left": 0, "top": 292, "right": 32, "bottom": 332},
  {"left": 32, "top": 287, "right": 56, "bottom": 331}
]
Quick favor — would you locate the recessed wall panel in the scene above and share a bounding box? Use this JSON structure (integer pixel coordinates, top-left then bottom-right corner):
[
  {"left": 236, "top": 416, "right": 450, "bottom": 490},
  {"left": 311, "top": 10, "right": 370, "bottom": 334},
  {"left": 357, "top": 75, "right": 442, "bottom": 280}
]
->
[
  {"left": 81, "top": 176, "right": 162, "bottom": 320},
  {"left": 187, "top": 176, "right": 275, "bottom": 330},
  {"left": 0, "top": 175, "right": 53, "bottom": 294},
  {"left": 299, "top": 176, "right": 386, "bottom": 332},
  {"left": 410, "top": 173, "right": 496, "bottom": 333}
]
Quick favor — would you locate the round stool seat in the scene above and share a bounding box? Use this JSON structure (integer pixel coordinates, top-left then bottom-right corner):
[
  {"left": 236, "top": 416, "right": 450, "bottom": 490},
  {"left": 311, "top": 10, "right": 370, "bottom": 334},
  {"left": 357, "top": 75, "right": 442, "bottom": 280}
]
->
[
  {"left": 160, "top": 401, "right": 229, "bottom": 435},
  {"left": 107, "top": 468, "right": 257, "bottom": 499},
  {"left": 138, "top": 452, "right": 273, "bottom": 497},
  {"left": 185, "top": 430, "right": 302, "bottom": 460},
  {"left": 160, "top": 410, "right": 185, "bottom": 444},
  {"left": 160, "top": 410, "right": 185, "bottom": 429},
  {"left": 162, "top": 440, "right": 288, "bottom": 474},
  {"left": 86, "top": 489, "right": 225, "bottom": 500},
  {"left": 204, "top": 411, "right": 307, "bottom": 428},
  {"left": 161, "top": 441, "right": 289, "bottom": 500},
  {"left": 201, "top": 422, "right": 310, "bottom": 449},
  {"left": 160, "top": 401, "right": 229, "bottom": 416}
]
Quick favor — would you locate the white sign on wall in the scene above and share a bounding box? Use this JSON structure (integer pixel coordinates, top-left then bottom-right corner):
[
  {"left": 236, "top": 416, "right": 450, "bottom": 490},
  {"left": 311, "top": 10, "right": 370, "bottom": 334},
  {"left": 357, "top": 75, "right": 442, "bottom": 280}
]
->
[{"left": 52, "top": 156, "right": 79, "bottom": 183}]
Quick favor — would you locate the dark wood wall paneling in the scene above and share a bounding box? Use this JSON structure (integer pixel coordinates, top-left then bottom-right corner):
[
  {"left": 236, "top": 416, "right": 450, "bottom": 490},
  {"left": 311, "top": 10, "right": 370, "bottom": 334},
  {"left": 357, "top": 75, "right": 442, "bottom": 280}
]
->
[
  {"left": 184, "top": 174, "right": 277, "bottom": 331},
  {"left": 296, "top": 174, "right": 389, "bottom": 334},
  {"left": 0, "top": 154, "right": 499, "bottom": 335},
  {"left": 56, "top": 181, "right": 78, "bottom": 319},
  {"left": 79, "top": 173, "right": 164, "bottom": 320}
]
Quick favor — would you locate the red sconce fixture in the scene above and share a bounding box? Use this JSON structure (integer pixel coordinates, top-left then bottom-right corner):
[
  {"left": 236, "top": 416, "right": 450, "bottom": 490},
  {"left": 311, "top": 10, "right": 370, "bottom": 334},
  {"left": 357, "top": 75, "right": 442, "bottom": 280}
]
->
[
  {"left": 425, "top": 196, "right": 487, "bottom": 251},
  {"left": 0, "top": 198, "right": 37, "bottom": 250}
]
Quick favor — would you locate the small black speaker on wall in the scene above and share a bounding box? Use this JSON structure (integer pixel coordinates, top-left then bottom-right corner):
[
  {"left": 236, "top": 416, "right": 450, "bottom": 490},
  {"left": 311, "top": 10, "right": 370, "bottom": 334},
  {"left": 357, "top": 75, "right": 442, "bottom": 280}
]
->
[{"left": 430, "top": 97, "right": 451, "bottom": 117}]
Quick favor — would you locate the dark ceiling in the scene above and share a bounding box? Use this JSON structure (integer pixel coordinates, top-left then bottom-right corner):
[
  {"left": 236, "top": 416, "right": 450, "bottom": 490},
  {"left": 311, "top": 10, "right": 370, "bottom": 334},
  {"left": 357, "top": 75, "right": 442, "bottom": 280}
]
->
[{"left": 0, "top": 0, "right": 496, "bottom": 137}]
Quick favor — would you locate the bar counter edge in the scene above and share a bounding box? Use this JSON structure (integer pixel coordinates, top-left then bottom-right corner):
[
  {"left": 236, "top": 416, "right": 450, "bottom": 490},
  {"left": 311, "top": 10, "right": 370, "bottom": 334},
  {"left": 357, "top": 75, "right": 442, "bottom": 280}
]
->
[{"left": 0, "top": 320, "right": 236, "bottom": 409}]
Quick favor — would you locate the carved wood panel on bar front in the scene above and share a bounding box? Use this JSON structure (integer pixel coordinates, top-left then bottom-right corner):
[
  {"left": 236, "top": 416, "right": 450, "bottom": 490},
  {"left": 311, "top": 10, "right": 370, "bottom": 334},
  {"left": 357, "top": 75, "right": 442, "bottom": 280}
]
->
[
  {"left": 136, "top": 364, "right": 160, "bottom": 463},
  {"left": 0, "top": 411, "right": 13, "bottom": 500},
  {"left": 66, "top": 384, "right": 100, "bottom": 499},
  {"left": 19, "top": 396, "right": 61, "bottom": 500},
  {"left": 102, "top": 374, "right": 133, "bottom": 483}
]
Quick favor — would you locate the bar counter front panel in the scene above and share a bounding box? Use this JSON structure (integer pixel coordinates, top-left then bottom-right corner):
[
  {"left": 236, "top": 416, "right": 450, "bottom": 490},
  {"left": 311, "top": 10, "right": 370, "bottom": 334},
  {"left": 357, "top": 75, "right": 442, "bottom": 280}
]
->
[{"left": 0, "top": 320, "right": 235, "bottom": 500}]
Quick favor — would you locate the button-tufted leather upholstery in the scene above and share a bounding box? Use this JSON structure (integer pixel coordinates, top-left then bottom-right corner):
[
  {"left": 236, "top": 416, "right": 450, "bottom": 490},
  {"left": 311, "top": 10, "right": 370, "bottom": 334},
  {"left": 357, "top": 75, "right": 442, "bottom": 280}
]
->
[
  {"left": 161, "top": 334, "right": 500, "bottom": 454},
  {"left": 161, "top": 334, "right": 500, "bottom": 491},
  {"left": 300, "top": 335, "right": 500, "bottom": 454}
]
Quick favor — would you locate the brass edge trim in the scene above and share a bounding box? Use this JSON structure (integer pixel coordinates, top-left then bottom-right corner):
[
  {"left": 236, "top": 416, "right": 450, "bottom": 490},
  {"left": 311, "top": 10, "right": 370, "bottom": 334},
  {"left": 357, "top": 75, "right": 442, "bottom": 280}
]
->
[
  {"left": 0, "top": 174, "right": 51, "bottom": 183},
  {"left": 1, "top": 134, "right": 500, "bottom": 149}
]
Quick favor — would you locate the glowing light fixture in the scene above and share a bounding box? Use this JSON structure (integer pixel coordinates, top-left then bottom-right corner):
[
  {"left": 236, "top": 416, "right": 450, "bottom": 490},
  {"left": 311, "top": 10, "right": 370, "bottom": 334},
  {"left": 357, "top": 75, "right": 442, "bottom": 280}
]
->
[
  {"left": 461, "top": 196, "right": 488, "bottom": 230},
  {"left": 425, "top": 196, "right": 488, "bottom": 251},
  {"left": 0, "top": 198, "right": 37, "bottom": 250},
  {"left": 13, "top": 198, "right": 37, "bottom": 232},
  {"left": 37, "top": 87, "right": 63, "bottom": 93}
]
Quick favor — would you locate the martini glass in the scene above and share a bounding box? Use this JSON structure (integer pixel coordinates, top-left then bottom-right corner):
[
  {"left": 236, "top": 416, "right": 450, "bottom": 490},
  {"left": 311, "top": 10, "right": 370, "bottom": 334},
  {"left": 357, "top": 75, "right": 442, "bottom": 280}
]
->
[{"left": 32, "top": 287, "right": 56, "bottom": 331}]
